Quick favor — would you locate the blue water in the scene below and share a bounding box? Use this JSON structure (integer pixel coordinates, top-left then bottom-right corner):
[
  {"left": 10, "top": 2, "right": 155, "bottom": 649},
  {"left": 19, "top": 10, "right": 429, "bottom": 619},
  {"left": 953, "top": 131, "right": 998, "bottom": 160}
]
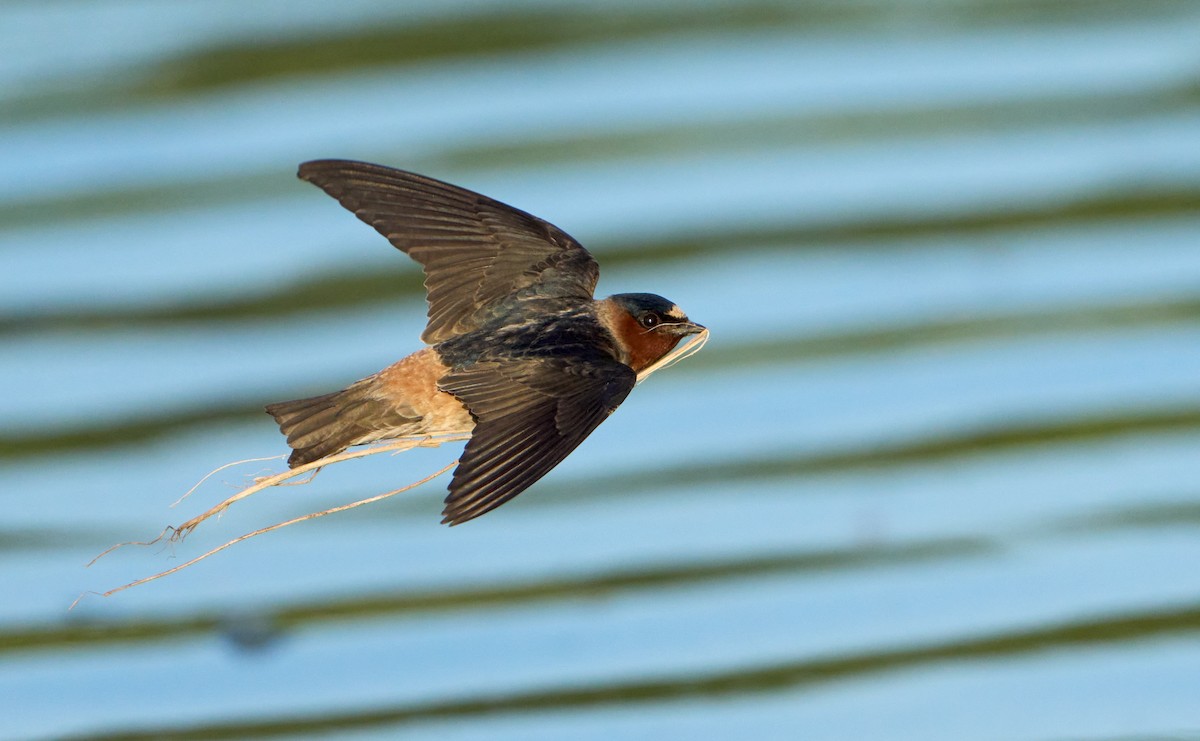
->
[{"left": 3, "top": 2, "right": 1200, "bottom": 739}]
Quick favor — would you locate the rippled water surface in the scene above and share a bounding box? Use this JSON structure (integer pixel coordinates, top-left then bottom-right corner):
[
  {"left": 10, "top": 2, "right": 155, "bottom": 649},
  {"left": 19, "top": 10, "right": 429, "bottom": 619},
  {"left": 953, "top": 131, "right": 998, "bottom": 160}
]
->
[{"left": 4, "top": 2, "right": 1200, "bottom": 739}]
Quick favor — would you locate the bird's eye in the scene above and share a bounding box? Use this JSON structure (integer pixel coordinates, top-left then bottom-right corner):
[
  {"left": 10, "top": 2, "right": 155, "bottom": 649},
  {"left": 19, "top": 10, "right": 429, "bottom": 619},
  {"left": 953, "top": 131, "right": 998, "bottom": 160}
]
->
[{"left": 639, "top": 313, "right": 660, "bottom": 329}]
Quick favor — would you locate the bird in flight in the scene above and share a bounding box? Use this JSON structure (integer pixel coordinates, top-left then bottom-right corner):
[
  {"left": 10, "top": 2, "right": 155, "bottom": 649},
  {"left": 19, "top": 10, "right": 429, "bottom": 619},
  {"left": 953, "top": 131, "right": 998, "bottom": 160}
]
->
[{"left": 266, "top": 160, "right": 705, "bottom": 525}]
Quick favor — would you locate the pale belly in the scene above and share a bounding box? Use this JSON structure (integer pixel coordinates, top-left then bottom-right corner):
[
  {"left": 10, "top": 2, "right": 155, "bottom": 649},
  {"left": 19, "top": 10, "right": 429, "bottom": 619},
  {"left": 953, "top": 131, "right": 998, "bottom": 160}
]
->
[{"left": 375, "top": 346, "right": 475, "bottom": 436}]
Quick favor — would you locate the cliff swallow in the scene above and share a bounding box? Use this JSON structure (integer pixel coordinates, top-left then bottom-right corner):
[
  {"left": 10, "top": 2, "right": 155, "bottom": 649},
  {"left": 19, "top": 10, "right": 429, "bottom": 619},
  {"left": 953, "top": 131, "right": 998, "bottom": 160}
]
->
[{"left": 266, "top": 160, "right": 704, "bottom": 525}]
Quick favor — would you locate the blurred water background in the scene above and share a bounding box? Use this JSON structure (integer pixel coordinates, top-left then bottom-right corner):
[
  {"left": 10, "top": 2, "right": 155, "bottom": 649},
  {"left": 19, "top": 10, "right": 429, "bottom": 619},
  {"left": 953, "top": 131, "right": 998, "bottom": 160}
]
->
[{"left": 3, "top": 1, "right": 1200, "bottom": 739}]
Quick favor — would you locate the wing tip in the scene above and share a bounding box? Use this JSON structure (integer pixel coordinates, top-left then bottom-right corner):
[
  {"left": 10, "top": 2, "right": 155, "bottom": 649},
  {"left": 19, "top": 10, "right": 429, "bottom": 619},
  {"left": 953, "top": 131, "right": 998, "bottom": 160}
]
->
[
  {"left": 439, "top": 508, "right": 474, "bottom": 527},
  {"left": 297, "top": 158, "right": 353, "bottom": 183}
]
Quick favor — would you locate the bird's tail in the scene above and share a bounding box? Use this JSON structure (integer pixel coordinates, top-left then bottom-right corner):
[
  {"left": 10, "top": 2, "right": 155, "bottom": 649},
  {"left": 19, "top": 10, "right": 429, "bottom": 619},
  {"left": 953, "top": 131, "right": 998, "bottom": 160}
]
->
[{"left": 265, "top": 377, "right": 418, "bottom": 468}]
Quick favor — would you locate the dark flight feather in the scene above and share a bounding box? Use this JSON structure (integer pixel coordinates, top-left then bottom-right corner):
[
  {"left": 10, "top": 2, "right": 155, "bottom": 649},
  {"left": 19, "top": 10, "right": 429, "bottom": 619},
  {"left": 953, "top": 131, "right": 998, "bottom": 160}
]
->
[
  {"left": 297, "top": 160, "right": 600, "bottom": 344},
  {"left": 438, "top": 358, "right": 635, "bottom": 525}
]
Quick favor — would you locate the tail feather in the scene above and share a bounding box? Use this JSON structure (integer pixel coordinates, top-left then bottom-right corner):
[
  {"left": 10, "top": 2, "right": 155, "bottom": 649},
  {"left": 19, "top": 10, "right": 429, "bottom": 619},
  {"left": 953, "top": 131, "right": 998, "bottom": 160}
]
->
[{"left": 266, "top": 377, "right": 419, "bottom": 467}]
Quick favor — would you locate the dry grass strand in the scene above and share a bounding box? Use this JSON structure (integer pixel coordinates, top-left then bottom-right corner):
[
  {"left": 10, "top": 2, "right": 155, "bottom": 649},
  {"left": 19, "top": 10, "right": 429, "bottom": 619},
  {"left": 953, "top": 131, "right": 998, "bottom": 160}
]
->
[
  {"left": 636, "top": 328, "right": 709, "bottom": 384},
  {"left": 76, "top": 333, "right": 706, "bottom": 608},
  {"left": 71, "top": 460, "right": 457, "bottom": 609}
]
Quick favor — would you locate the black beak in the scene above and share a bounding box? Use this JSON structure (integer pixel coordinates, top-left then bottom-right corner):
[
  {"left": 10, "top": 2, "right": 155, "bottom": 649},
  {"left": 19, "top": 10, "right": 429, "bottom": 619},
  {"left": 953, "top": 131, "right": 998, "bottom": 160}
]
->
[{"left": 666, "top": 320, "right": 706, "bottom": 337}]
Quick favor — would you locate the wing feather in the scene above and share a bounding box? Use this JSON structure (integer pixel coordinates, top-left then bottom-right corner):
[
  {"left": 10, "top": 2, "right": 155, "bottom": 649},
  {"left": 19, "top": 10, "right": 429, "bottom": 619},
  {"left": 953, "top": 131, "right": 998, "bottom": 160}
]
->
[
  {"left": 438, "top": 358, "right": 635, "bottom": 525},
  {"left": 298, "top": 160, "right": 600, "bottom": 344}
]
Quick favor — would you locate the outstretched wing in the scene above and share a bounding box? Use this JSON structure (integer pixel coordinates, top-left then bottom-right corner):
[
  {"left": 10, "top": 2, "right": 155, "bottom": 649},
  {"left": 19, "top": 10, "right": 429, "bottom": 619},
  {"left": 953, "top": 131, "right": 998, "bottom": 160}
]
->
[
  {"left": 298, "top": 160, "right": 600, "bottom": 344},
  {"left": 438, "top": 357, "right": 636, "bottom": 525}
]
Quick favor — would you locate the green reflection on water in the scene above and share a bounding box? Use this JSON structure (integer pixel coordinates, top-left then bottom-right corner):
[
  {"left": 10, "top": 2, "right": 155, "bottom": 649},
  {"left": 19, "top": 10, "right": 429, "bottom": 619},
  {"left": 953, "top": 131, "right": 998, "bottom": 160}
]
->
[
  {"left": 8, "top": 537, "right": 985, "bottom": 655},
  {"left": 4, "top": 312, "right": 1199, "bottom": 461},
  {"left": 6, "top": 378, "right": 1200, "bottom": 468},
  {"left": 4, "top": 108, "right": 1199, "bottom": 233},
  {"left": 54, "top": 602, "right": 1200, "bottom": 740},
  {"left": 1049, "top": 500, "right": 1200, "bottom": 533},
  {"left": 552, "top": 406, "right": 1200, "bottom": 495},
  {"left": 5, "top": 186, "right": 1200, "bottom": 336},
  {"left": 6, "top": 0, "right": 1188, "bottom": 122}
]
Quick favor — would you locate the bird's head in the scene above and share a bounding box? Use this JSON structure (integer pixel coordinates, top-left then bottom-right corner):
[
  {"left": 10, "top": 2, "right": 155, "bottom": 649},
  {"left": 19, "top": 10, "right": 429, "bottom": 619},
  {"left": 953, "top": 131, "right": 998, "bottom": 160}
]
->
[{"left": 601, "top": 292, "right": 705, "bottom": 372}]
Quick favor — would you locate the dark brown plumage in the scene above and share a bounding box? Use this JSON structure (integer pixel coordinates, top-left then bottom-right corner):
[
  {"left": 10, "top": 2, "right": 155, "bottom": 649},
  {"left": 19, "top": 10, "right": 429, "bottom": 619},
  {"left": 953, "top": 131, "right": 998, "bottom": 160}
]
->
[
  {"left": 296, "top": 160, "right": 599, "bottom": 344},
  {"left": 267, "top": 160, "right": 703, "bottom": 524}
]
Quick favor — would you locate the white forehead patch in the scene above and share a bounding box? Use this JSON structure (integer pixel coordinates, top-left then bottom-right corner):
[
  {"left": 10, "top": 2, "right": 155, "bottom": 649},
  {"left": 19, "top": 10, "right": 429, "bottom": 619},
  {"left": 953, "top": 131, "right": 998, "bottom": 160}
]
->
[{"left": 665, "top": 304, "right": 686, "bottom": 320}]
